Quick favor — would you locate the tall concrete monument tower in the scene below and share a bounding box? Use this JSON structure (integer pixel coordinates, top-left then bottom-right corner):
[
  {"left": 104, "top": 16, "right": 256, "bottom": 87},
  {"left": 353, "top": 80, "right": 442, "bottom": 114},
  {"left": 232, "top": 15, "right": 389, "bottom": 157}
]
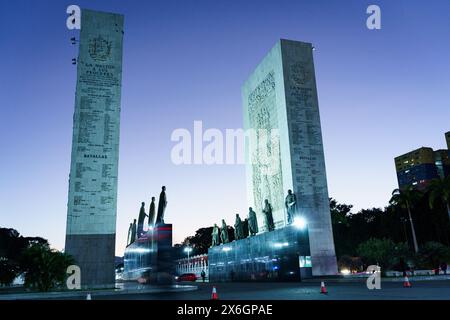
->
[
  {"left": 65, "top": 9, "right": 124, "bottom": 288},
  {"left": 242, "top": 39, "right": 337, "bottom": 276}
]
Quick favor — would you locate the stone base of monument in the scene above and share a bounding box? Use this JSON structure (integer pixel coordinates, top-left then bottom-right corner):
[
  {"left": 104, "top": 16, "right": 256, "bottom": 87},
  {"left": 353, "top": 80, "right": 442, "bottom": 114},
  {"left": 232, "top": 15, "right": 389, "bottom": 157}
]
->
[
  {"left": 208, "top": 225, "right": 312, "bottom": 282},
  {"left": 65, "top": 233, "right": 116, "bottom": 289},
  {"left": 123, "top": 223, "right": 174, "bottom": 285}
]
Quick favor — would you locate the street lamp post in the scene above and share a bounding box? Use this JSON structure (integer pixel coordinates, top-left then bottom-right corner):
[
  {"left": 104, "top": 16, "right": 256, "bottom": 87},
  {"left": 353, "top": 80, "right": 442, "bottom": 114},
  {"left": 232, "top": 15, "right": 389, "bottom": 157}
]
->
[{"left": 184, "top": 247, "right": 193, "bottom": 272}]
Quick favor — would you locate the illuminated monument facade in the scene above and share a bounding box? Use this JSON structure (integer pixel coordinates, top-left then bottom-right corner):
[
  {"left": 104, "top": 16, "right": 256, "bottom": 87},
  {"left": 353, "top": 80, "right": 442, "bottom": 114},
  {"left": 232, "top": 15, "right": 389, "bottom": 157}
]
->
[
  {"left": 242, "top": 39, "right": 337, "bottom": 276},
  {"left": 65, "top": 9, "right": 124, "bottom": 288}
]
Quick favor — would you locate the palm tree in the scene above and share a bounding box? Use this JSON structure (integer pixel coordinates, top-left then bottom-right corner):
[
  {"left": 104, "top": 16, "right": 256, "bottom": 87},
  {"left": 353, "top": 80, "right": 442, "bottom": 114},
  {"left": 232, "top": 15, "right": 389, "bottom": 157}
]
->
[
  {"left": 390, "top": 186, "right": 421, "bottom": 253},
  {"left": 428, "top": 176, "right": 450, "bottom": 221},
  {"left": 21, "top": 243, "right": 74, "bottom": 292}
]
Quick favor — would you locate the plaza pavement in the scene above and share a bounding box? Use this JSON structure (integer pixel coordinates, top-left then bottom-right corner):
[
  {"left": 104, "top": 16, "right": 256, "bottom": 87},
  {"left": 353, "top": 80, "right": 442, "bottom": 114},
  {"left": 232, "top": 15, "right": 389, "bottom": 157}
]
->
[{"left": 2, "top": 275, "right": 449, "bottom": 300}]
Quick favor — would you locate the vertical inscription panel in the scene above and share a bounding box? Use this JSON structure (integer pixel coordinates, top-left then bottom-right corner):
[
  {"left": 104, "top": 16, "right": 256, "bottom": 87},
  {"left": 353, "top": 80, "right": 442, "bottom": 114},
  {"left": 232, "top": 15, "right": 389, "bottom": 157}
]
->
[
  {"left": 281, "top": 40, "right": 337, "bottom": 275},
  {"left": 66, "top": 10, "right": 124, "bottom": 236}
]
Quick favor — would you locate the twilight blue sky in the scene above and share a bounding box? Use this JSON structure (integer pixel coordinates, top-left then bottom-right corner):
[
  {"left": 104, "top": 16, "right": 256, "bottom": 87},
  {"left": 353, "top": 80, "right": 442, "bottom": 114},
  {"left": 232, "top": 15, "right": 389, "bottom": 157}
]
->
[{"left": 0, "top": 0, "right": 449, "bottom": 255}]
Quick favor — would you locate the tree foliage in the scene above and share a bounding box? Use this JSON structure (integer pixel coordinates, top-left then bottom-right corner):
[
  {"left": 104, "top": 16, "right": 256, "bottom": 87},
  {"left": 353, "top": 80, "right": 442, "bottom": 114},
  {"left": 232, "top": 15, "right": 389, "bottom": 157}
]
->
[
  {"left": 176, "top": 225, "right": 235, "bottom": 257},
  {"left": 356, "top": 238, "right": 410, "bottom": 271},
  {"left": 20, "top": 244, "right": 74, "bottom": 292},
  {"left": 0, "top": 228, "right": 49, "bottom": 286},
  {"left": 428, "top": 176, "right": 450, "bottom": 220},
  {"left": 0, "top": 228, "right": 72, "bottom": 290},
  {"left": 181, "top": 227, "right": 213, "bottom": 255},
  {"left": 416, "top": 241, "right": 450, "bottom": 269},
  {"left": 331, "top": 191, "right": 450, "bottom": 259}
]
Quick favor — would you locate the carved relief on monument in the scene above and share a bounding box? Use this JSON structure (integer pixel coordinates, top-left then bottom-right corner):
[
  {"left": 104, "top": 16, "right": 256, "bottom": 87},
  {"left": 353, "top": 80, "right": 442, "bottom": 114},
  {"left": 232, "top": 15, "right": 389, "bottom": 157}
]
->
[
  {"left": 248, "top": 71, "right": 284, "bottom": 231},
  {"left": 88, "top": 35, "right": 112, "bottom": 62}
]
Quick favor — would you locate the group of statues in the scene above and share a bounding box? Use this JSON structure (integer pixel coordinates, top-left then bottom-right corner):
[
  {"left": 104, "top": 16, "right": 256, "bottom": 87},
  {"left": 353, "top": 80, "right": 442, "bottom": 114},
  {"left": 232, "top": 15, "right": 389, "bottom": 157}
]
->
[
  {"left": 210, "top": 189, "right": 298, "bottom": 247},
  {"left": 126, "top": 186, "right": 168, "bottom": 246},
  {"left": 125, "top": 187, "right": 299, "bottom": 248},
  {"left": 210, "top": 209, "right": 259, "bottom": 247}
]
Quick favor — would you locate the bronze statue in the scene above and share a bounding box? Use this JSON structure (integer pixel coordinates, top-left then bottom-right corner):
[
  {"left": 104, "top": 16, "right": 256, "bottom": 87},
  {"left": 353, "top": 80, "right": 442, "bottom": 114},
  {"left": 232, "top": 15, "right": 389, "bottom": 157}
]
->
[
  {"left": 156, "top": 186, "right": 167, "bottom": 224},
  {"left": 234, "top": 214, "right": 244, "bottom": 240},
  {"left": 263, "top": 199, "right": 275, "bottom": 231},
  {"left": 220, "top": 219, "right": 229, "bottom": 243},
  {"left": 127, "top": 222, "right": 133, "bottom": 246},
  {"left": 243, "top": 218, "right": 249, "bottom": 238},
  {"left": 148, "top": 197, "right": 156, "bottom": 226},
  {"left": 285, "top": 189, "right": 297, "bottom": 224},
  {"left": 211, "top": 223, "right": 220, "bottom": 247},
  {"left": 130, "top": 219, "right": 137, "bottom": 243},
  {"left": 137, "top": 202, "right": 148, "bottom": 238},
  {"left": 248, "top": 207, "right": 259, "bottom": 236}
]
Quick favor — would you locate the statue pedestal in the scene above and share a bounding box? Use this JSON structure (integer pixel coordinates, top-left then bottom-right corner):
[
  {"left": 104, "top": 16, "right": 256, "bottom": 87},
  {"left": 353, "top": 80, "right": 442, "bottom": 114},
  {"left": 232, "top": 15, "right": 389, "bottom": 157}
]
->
[
  {"left": 208, "top": 225, "right": 312, "bottom": 282},
  {"left": 153, "top": 223, "right": 174, "bottom": 284},
  {"left": 123, "top": 223, "right": 174, "bottom": 284}
]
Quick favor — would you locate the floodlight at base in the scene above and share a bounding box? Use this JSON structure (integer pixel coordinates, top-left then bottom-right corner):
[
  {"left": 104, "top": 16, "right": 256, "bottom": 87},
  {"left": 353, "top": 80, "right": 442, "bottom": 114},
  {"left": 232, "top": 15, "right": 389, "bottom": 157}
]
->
[
  {"left": 293, "top": 216, "right": 307, "bottom": 230},
  {"left": 340, "top": 269, "right": 351, "bottom": 275}
]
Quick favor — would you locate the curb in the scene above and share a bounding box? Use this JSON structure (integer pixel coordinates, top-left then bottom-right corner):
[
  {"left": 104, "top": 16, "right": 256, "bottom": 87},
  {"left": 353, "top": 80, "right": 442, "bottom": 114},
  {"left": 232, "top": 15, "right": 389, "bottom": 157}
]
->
[
  {"left": 303, "top": 275, "right": 450, "bottom": 283},
  {"left": 0, "top": 285, "right": 198, "bottom": 300}
]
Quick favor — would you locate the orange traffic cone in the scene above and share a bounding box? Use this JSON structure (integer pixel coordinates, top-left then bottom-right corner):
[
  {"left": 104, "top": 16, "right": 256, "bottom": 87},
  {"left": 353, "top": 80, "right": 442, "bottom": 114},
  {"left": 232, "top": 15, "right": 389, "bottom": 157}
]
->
[
  {"left": 403, "top": 276, "right": 412, "bottom": 288},
  {"left": 320, "top": 281, "right": 328, "bottom": 294},
  {"left": 211, "top": 286, "right": 219, "bottom": 300}
]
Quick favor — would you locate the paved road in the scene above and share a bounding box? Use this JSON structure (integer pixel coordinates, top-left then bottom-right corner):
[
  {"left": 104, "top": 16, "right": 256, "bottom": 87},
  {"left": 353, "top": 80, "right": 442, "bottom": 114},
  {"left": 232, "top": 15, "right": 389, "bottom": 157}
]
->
[{"left": 59, "top": 279, "right": 450, "bottom": 300}]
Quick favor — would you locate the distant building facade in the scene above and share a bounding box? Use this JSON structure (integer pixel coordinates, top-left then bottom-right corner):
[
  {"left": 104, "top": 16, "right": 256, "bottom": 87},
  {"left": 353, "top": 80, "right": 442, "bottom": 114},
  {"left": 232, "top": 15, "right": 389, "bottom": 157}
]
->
[
  {"left": 446, "top": 131, "right": 450, "bottom": 149},
  {"left": 395, "top": 132, "right": 450, "bottom": 190},
  {"left": 175, "top": 254, "right": 208, "bottom": 279}
]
